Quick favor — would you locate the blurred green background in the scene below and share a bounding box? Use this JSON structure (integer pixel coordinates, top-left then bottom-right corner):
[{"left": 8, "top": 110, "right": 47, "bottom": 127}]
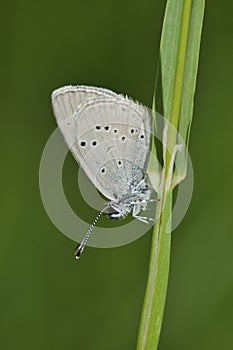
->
[{"left": 1, "top": 1, "right": 233, "bottom": 349}]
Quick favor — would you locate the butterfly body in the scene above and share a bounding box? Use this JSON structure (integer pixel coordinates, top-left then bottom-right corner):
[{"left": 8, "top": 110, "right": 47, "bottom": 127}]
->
[{"left": 104, "top": 178, "right": 151, "bottom": 221}]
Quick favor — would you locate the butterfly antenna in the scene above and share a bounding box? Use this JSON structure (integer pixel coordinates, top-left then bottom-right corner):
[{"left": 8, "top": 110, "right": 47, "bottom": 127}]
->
[{"left": 74, "top": 207, "right": 108, "bottom": 260}]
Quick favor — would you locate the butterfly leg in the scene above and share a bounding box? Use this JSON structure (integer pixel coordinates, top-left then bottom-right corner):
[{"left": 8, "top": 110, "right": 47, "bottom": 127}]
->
[
  {"left": 133, "top": 215, "right": 155, "bottom": 224},
  {"left": 130, "top": 198, "right": 159, "bottom": 213},
  {"left": 132, "top": 204, "right": 155, "bottom": 224},
  {"left": 130, "top": 198, "right": 159, "bottom": 205}
]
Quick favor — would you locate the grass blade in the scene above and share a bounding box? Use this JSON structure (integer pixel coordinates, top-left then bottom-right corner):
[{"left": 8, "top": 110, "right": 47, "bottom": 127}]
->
[{"left": 137, "top": 1, "right": 205, "bottom": 349}]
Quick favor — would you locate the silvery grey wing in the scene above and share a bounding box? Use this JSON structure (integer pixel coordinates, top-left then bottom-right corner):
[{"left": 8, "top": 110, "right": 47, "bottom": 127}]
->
[
  {"left": 52, "top": 85, "right": 117, "bottom": 123},
  {"left": 51, "top": 86, "right": 151, "bottom": 200}
]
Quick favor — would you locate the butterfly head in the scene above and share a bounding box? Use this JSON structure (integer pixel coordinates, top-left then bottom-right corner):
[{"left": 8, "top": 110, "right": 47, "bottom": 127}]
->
[{"left": 103, "top": 205, "right": 131, "bottom": 221}]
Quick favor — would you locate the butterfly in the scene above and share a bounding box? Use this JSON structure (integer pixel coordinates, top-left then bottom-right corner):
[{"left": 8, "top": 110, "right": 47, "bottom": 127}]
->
[{"left": 51, "top": 85, "right": 157, "bottom": 258}]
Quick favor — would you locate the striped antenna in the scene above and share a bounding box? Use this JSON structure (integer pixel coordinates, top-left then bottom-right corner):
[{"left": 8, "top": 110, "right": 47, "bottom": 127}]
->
[{"left": 74, "top": 206, "right": 108, "bottom": 259}]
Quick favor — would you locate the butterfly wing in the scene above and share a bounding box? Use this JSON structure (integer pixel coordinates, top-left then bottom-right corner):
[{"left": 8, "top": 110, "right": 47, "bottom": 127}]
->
[
  {"left": 52, "top": 85, "right": 117, "bottom": 122},
  {"left": 51, "top": 86, "right": 151, "bottom": 200}
]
